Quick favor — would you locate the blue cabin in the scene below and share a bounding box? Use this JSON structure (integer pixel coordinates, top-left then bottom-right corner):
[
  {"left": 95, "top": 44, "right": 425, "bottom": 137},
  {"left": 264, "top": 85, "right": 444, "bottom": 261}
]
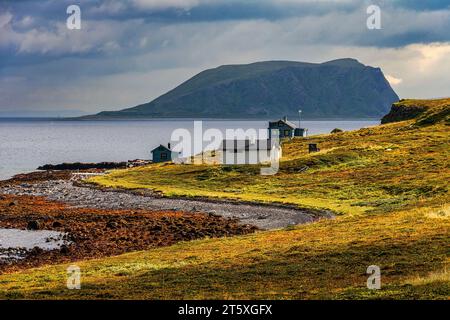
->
[
  {"left": 268, "top": 116, "right": 307, "bottom": 139},
  {"left": 151, "top": 144, "right": 179, "bottom": 163}
]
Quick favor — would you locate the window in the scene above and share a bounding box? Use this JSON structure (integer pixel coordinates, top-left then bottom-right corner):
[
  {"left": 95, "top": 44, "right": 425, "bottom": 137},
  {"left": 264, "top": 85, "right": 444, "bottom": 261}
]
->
[
  {"left": 284, "top": 130, "right": 290, "bottom": 136},
  {"left": 160, "top": 152, "right": 168, "bottom": 160}
]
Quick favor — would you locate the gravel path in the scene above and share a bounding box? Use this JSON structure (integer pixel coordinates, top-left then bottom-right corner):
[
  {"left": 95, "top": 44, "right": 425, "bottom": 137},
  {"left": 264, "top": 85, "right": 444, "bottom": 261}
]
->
[{"left": 0, "top": 180, "right": 333, "bottom": 230}]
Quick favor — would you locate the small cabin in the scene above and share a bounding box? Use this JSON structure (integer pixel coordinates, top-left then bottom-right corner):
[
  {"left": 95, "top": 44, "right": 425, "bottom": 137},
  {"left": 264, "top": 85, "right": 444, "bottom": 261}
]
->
[
  {"left": 151, "top": 144, "right": 179, "bottom": 163},
  {"left": 268, "top": 116, "right": 308, "bottom": 139}
]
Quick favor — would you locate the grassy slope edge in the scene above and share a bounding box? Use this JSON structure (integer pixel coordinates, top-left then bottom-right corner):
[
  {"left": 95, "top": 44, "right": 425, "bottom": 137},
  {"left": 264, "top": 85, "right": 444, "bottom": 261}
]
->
[{"left": 1, "top": 98, "right": 449, "bottom": 299}]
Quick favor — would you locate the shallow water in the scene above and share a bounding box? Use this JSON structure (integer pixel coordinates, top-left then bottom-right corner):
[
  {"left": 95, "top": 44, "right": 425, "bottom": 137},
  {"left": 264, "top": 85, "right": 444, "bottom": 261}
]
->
[{"left": 0, "top": 228, "right": 69, "bottom": 261}]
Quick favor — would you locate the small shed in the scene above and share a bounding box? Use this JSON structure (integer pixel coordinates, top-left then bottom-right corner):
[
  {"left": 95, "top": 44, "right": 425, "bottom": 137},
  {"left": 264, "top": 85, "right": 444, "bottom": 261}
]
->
[
  {"left": 308, "top": 143, "right": 320, "bottom": 153},
  {"left": 151, "top": 144, "right": 179, "bottom": 163}
]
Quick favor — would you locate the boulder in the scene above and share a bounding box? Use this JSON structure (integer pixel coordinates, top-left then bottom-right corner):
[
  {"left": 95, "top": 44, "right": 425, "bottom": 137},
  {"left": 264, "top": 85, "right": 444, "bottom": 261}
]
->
[
  {"left": 27, "top": 220, "right": 41, "bottom": 230},
  {"left": 60, "top": 245, "right": 70, "bottom": 254},
  {"left": 52, "top": 221, "right": 63, "bottom": 228},
  {"left": 106, "top": 221, "right": 118, "bottom": 229},
  {"left": 207, "top": 210, "right": 219, "bottom": 217},
  {"left": 29, "top": 246, "right": 44, "bottom": 255}
]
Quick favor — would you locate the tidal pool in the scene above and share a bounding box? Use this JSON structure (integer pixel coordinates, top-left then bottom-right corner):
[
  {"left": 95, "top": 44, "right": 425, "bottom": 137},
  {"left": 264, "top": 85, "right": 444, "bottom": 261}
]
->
[{"left": 0, "top": 228, "right": 69, "bottom": 261}]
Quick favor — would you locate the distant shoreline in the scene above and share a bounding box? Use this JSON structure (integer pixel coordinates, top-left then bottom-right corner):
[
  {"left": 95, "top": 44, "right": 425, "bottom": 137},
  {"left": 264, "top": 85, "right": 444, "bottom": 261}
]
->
[
  {"left": 0, "top": 117, "right": 382, "bottom": 122},
  {"left": 0, "top": 118, "right": 380, "bottom": 181}
]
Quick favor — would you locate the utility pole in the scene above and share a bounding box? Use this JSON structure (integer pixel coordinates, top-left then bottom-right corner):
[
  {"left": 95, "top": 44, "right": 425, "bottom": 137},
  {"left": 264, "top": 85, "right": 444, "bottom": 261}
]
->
[{"left": 298, "top": 109, "right": 302, "bottom": 129}]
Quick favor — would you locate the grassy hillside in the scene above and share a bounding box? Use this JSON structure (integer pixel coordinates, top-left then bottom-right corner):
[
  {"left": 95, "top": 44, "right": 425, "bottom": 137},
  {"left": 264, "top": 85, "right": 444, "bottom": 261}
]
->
[
  {"left": 90, "top": 99, "right": 450, "bottom": 216},
  {"left": 382, "top": 98, "right": 450, "bottom": 124},
  {"left": 1, "top": 98, "right": 448, "bottom": 299},
  {"left": 1, "top": 205, "right": 448, "bottom": 299}
]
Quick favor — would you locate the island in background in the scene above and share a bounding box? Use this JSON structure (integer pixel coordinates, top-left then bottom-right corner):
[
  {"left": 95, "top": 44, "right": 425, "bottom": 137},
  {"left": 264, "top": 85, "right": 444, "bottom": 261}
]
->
[{"left": 78, "top": 59, "right": 399, "bottom": 120}]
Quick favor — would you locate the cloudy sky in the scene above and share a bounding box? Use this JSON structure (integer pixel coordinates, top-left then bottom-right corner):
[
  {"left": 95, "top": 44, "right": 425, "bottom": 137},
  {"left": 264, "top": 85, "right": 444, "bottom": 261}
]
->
[{"left": 0, "top": 0, "right": 449, "bottom": 115}]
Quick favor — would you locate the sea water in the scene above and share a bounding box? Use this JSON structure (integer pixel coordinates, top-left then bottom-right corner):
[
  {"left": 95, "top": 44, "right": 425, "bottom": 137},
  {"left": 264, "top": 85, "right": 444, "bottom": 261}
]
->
[{"left": 0, "top": 119, "right": 379, "bottom": 180}]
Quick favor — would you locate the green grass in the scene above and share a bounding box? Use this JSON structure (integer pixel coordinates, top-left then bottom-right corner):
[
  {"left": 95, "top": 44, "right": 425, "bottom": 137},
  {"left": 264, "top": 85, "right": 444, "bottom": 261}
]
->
[
  {"left": 1, "top": 98, "right": 449, "bottom": 299},
  {"left": 90, "top": 99, "right": 450, "bottom": 216}
]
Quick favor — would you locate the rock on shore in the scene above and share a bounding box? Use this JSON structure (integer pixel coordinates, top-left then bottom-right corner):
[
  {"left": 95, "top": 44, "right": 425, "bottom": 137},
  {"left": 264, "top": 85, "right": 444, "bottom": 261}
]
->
[{"left": 37, "top": 162, "right": 127, "bottom": 171}]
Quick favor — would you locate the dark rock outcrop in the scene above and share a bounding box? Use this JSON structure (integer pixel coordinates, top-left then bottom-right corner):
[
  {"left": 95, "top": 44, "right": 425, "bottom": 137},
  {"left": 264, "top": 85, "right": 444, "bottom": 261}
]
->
[
  {"left": 381, "top": 98, "right": 450, "bottom": 125},
  {"left": 37, "top": 162, "right": 127, "bottom": 171},
  {"left": 60, "top": 245, "right": 70, "bottom": 255},
  {"left": 381, "top": 101, "right": 428, "bottom": 124},
  {"left": 52, "top": 221, "right": 63, "bottom": 228},
  {"left": 27, "top": 220, "right": 41, "bottom": 230}
]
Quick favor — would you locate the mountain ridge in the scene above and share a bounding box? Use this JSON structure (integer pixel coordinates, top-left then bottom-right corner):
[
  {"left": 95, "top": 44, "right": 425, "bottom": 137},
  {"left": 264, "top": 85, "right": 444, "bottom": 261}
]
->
[{"left": 82, "top": 58, "right": 399, "bottom": 119}]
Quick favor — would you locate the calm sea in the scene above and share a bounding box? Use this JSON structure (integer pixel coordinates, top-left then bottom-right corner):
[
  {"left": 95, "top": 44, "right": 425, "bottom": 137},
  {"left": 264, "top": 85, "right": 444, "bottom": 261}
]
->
[{"left": 0, "top": 119, "right": 379, "bottom": 180}]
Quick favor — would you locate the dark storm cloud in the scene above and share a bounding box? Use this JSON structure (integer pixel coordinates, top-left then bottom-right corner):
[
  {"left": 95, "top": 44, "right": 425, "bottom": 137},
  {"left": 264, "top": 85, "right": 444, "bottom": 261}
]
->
[
  {"left": 87, "top": 0, "right": 359, "bottom": 22},
  {"left": 1, "top": 0, "right": 360, "bottom": 25},
  {"left": 392, "top": 0, "right": 450, "bottom": 11},
  {"left": 0, "top": 0, "right": 449, "bottom": 112},
  {"left": 1, "top": 0, "right": 449, "bottom": 59}
]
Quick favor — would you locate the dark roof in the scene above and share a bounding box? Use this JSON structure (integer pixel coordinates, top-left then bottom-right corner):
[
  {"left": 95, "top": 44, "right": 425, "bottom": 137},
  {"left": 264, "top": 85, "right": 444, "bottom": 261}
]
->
[
  {"left": 151, "top": 145, "right": 171, "bottom": 153},
  {"left": 269, "top": 118, "right": 298, "bottom": 129}
]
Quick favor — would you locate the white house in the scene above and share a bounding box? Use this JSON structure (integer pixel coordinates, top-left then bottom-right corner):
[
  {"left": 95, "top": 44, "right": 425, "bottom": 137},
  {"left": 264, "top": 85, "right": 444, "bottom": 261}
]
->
[{"left": 213, "top": 139, "right": 282, "bottom": 165}]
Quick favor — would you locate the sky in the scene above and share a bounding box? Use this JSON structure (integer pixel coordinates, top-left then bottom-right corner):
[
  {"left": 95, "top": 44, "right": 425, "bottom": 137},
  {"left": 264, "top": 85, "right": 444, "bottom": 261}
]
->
[{"left": 0, "top": 0, "right": 449, "bottom": 115}]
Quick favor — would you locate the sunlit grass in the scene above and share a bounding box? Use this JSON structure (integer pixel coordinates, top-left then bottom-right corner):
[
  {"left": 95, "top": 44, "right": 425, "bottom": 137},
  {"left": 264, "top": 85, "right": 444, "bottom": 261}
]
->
[
  {"left": 0, "top": 206, "right": 448, "bottom": 299},
  {"left": 1, "top": 98, "right": 449, "bottom": 299},
  {"left": 91, "top": 103, "right": 449, "bottom": 216}
]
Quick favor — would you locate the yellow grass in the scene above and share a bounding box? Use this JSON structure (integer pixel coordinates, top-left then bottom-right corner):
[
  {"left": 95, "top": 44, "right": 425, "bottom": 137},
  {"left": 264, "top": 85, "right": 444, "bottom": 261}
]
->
[
  {"left": 1, "top": 98, "right": 449, "bottom": 299},
  {"left": 91, "top": 101, "right": 449, "bottom": 216},
  {"left": 0, "top": 206, "right": 448, "bottom": 299}
]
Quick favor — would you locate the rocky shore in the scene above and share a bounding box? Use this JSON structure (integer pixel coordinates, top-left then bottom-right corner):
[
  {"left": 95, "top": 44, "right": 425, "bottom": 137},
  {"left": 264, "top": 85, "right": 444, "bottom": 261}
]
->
[
  {"left": 37, "top": 162, "right": 127, "bottom": 171},
  {"left": 1, "top": 177, "right": 330, "bottom": 230},
  {"left": 0, "top": 193, "right": 257, "bottom": 273},
  {"left": 0, "top": 170, "right": 332, "bottom": 272}
]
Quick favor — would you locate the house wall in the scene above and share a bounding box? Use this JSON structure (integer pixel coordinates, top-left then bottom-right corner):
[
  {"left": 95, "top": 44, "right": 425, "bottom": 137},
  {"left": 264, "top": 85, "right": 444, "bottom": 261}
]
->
[
  {"left": 152, "top": 148, "right": 179, "bottom": 163},
  {"left": 152, "top": 150, "right": 168, "bottom": 163},
  {"left": 268, "top": 122, "right": 294, "bottom": 138},
  {"left": 219, "top": 147, "right": 281, "bottom": 165},
  {"left": 294, "top": 128, "right": 307, "bottom": 137}
]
